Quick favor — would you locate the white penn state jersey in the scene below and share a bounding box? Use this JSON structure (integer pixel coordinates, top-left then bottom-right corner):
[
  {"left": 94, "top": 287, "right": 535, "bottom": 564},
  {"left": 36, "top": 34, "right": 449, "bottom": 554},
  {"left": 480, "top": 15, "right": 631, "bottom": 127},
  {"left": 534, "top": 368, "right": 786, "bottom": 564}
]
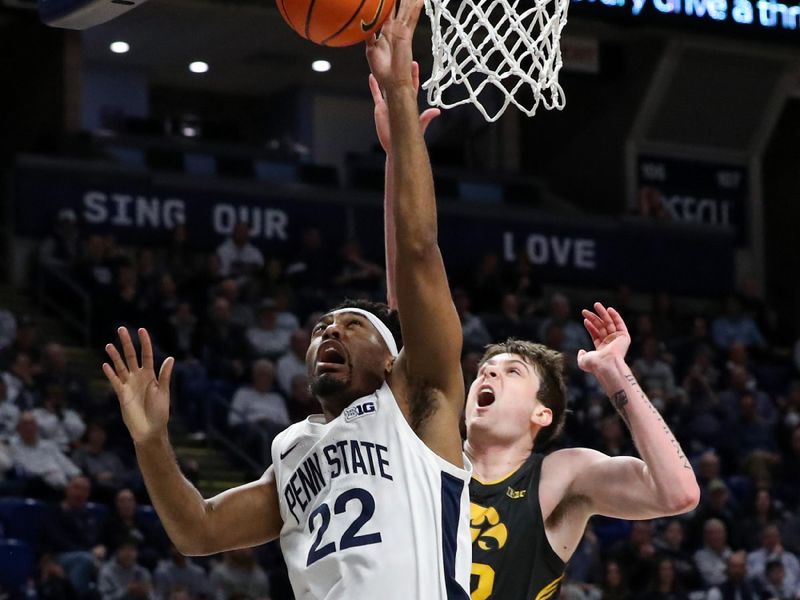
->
[{"left": 271, "top": 381, "right": 472, "bottom": 600}]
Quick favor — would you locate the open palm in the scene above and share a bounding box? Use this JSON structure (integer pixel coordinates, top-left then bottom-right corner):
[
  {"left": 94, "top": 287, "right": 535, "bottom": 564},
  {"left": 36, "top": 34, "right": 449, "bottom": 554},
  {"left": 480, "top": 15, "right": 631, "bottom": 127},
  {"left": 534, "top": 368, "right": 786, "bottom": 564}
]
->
[
  {"left": 102, "top": 327, "right": 174, "bottom": 444},
  {"left": 577, "top": 303, "right": 631, "bottom": 373},
  {"left": 369, "top": 62, "right": 440, "bottom": 153}
]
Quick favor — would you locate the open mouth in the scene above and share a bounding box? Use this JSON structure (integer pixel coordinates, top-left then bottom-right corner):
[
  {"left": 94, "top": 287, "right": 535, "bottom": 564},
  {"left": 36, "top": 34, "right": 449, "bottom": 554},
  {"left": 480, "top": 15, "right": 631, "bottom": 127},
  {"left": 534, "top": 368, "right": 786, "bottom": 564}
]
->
[
  {"left": 316, "top": 341, "right": 347, "bottom": 372},
  {"left": 477, "top": 386, "right": 496, "bottom": 408}
]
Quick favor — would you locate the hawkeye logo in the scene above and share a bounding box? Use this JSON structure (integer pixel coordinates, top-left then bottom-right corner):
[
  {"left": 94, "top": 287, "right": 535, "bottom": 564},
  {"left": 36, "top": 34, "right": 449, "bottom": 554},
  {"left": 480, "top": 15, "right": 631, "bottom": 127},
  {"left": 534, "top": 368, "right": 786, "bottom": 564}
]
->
[
  {"left": 344, "top": 401, "right": 377, "bottom": 422},
  {"left": 470, "top": 503, "right": 508, "bottom": 551}
]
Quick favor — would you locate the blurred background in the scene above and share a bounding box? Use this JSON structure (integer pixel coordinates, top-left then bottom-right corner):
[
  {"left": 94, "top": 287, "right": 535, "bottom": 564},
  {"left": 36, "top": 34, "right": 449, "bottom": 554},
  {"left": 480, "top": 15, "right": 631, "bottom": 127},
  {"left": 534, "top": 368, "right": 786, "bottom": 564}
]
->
[{"left": 0, "top": 0, "right": 798, "bottom": 598}]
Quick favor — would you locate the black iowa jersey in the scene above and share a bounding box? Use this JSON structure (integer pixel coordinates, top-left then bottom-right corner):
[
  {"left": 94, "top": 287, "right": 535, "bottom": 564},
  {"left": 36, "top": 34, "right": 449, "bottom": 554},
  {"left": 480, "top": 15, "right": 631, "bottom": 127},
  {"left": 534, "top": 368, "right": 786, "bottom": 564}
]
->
[{"left": 470, "top": 453, "right": 565, "bottom": 600}]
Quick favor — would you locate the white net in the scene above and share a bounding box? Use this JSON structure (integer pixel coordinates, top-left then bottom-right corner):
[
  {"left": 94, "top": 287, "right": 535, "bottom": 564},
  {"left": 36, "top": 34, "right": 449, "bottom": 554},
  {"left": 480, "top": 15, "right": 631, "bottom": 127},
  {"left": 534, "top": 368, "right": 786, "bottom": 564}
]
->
[{"left": 422, "top": 0, "right": 570, "bottom": 122}]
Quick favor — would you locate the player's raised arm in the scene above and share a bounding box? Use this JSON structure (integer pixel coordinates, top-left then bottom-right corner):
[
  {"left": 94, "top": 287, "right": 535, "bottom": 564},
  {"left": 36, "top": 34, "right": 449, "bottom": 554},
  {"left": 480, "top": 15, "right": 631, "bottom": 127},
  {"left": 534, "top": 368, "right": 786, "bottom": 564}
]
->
[
  {"left": 555, "top": 304, "right": 700, "bottom": 520},
  {"left": 366, "top": 0, "right": 464, "bottom": 463},
  {"left": 369, "top": 62, "right": 439, "bottom": 311},
  {"left": 102, "top": 327, "right": 283, "bottom": 555}
]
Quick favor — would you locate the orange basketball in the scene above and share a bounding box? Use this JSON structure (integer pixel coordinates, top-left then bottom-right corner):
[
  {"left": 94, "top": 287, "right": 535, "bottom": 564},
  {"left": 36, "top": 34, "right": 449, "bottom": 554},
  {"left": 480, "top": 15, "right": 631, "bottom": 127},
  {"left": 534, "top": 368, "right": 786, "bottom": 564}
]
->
[{"left": 277, "top": 0, "right": 395, "bottom": 46}]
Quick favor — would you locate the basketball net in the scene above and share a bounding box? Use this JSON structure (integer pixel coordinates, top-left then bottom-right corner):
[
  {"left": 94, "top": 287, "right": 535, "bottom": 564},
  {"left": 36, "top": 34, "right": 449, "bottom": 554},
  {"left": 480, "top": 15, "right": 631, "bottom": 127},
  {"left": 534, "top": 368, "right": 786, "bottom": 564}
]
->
[{"left": 422, "top": 0, "right": 570, "bottom": 122}]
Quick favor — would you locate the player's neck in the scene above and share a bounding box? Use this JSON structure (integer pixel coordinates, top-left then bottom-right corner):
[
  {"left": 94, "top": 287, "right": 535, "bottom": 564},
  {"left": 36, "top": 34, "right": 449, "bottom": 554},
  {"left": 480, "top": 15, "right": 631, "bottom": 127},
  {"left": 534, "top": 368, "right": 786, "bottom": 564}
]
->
[{"left": 464, "top": 438, "right": 532, "bottom": 483}]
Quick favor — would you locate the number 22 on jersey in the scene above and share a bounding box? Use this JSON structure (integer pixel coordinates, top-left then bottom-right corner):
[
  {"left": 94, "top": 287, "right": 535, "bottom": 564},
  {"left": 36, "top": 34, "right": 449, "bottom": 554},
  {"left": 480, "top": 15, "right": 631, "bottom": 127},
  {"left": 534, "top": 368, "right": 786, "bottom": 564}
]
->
[{"left": 306, "top": 487, "right": 382, "bottom": 566}]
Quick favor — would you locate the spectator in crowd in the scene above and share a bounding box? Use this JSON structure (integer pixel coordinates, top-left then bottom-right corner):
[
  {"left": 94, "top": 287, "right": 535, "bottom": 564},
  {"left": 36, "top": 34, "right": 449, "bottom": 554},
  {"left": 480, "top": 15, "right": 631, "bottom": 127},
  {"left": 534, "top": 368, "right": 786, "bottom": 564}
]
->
[
  {"left": 332, "top": 239, "right": 384, "bottom": 293},
  {"left": 2, "top": 351, "right": 38, "bottom": 409},
  {"left": 73, "top": 234, "right": 115, "bottom": 296},
  {"left": 229, "top": 359, "right": 289, "bottom": 463},
  {"left": 0, "top": 378, "right": 20, "bottom": 440},
  {"left": 40, "top": 209, "right": 82, "bottom": 271},
  {"left": 285, "top": 226, "right": 332, "bottom": 291},
  {"left": 754, "top": 559, "right": 797, "bottom": 600},
  {"left": 746, "top": 524, "right": 800, "bottom": 590},
  {"left": 33, "top": 384, "right": 86, "bottom": 451},
  {"left": 270, "top": 288, "right": 300, "bottom": 333},
  {"left": 689, "top": 479, "right": 742, "bottom": 550},
  {"left": 275, "top": 329, "right": 309, "bottom": 395},
  {"left": 740, "top": 491, "right": 786, "bottom": 551},
  {"left": 208, "top": 548, "right": 270, "bottom": 600},
  {"left": 452, "top": 288, "right": 491, "bottom": 352},
  {"left": 246, "top": 299, "right": 291, "bottom": 359},
  {"left": 694, "top": 451, "right": 722, "bottom": 494},
  {"left": 135, "top": 249, "right": 161, "bottom": 307},
  {"left": 538, "top": 293, "right": 591, "bottom": 359},
  {"left": 97, "top": 538, "right": 154, "bottom": 600},
  {"left": 712, "top": 296, "right": 766, "bottom": 351},
  {"left": 638, "top": 557, "right": 688, "bottom": 600},
  {"left": 682, "top": 345, "right": 719, "bottom": 401},
  {"left": 37, "top": 343, "right": 91, "bottom": 414},
  {"left": 184, "top": 255, "right": 224, "bottom": 315},
  {"left": 599, "top": 560, "right": 629, "bottom": 600},
  {"left": 11, "top": 412, "right": 80, "bottom": 493},
  {"left": 161, "top": 302, "right": 201, "bottom": 361},
  {"left": 719, "top": 367, "right": 776, "bottom": 428},
  {"left": 694, "top": 518, "right": 733, "bottom": 588},
  {"left": 0, "top": 308, "right": 16, "bottom": 352},
  {"left": 731, "top": 394, "right": 778, "bottom": 461},
  {"left": 200, "top": 298, "right": 248, "bottom": 382},
  {"left": 102, "top": 489, "right": 166, "bottom": 570},
  {"left": 655, "top": 520, "right": 700, "bottom": 591},
  {"left": 485, "top": 292, "right": 536, "bottom": 341},
  {"left": 110, "top": 265, "right": 148, "bottom": 336},
  {"left": 632, "top": 336, "right": 677, "bottom": 398},
  {"left": 153, "top": 545, "right": 210, "bottom": 600},
  {"left": 151, "top": 274, "right": 182, "bottom": 339},
  {"left": 4, "top": 316, "right": 43, "bottom": 366},
  {"left": 215, "top": 222, "right": 264, "bottom": 282},
  {"left": 216, "top": 279, "right": 254, "bottom": 329},
  {"left": 707, "top": 551, "right": 759, "bottom": 600},
  {"left": 36, "top": 553, "right": 78, "bottom": 600},
  {"left": 609, "top": 521, "right": 657, "bottom": 594},
  {"left": 40, "top": 476, "right": 106, "bottom": 598},
  {"left": 160, "top": 224, "right": 199, "bottom": 286},
  {"left": 72, "top": 423, "right": 130, "bottom": 503}
]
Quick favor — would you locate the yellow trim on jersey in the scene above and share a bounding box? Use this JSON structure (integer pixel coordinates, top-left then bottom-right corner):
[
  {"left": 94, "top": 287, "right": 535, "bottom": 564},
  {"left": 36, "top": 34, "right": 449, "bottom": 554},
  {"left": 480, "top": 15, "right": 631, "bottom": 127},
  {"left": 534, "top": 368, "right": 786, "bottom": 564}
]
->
[
  {"left": 472, "top": 468, "right": 520, "bottom": 486},
  {"left": 533, "top": 574, "right": 565, "bottom": 600}
]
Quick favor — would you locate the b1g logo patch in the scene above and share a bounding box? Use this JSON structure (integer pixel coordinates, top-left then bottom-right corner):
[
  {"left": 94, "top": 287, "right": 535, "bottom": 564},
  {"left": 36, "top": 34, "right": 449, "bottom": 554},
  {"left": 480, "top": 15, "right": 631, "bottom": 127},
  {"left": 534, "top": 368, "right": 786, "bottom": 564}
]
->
[{"left": 344, "top": 401, "right": 377, "bottom": 422}]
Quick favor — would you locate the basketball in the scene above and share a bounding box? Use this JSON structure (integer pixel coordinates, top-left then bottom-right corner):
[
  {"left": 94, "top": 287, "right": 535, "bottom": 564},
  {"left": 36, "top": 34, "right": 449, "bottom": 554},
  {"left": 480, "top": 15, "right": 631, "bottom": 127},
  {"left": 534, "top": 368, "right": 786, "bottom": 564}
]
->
[{"left": 277, "top": 0, "right": 396, "bottom": 46}]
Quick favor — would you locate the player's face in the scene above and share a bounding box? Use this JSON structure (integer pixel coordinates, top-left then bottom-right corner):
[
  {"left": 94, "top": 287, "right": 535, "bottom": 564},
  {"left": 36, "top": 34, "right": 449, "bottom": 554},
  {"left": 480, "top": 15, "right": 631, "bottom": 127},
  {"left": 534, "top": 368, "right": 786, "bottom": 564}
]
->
[
  {"left": 465, "top": 353, "right": 543, "bottom": 444},
  {"left": 306, "top": 311, "right": 390, "bottom": 405}
]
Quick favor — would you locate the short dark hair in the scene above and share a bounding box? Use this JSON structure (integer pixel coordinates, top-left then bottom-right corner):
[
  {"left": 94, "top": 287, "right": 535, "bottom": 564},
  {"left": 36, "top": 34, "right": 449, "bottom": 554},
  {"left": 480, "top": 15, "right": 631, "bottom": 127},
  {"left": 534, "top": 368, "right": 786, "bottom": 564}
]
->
[
  {"left": 333, "top": 299, "right": 403, "bottom": 350},
  {"left": 479, "top": 339, "right": 567, "bottom": 449}
]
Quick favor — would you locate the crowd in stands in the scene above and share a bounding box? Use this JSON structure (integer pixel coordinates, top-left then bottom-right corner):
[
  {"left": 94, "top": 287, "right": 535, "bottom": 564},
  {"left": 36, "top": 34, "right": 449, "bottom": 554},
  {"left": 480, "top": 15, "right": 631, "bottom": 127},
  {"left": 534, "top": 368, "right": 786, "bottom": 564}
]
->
[{"left": 0, "top": 210, "right": 798, "bottom": 600}]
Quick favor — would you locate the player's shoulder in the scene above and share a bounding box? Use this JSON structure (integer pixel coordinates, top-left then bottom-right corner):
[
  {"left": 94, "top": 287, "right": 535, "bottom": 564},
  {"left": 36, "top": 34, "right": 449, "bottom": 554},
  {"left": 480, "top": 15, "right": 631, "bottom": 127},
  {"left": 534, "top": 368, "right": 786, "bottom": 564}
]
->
[{"left": 542, "top": 447, "right": 608, "bottom": 480}]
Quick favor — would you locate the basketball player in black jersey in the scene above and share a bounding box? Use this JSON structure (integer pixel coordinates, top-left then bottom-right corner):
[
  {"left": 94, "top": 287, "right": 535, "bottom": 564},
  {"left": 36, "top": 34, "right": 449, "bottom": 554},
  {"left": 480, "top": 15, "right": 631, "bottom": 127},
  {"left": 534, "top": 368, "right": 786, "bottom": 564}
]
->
[{"left": 463, "top": 305, "right": 700, "bottom": 600}]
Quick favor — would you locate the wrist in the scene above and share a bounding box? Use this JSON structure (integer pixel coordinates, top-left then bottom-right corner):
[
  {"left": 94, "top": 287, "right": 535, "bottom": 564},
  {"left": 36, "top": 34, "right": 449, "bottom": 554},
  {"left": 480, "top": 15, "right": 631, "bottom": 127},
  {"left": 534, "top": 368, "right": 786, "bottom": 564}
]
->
[{"left": 593, "top": 356, "right": 631, "bottom": 389}]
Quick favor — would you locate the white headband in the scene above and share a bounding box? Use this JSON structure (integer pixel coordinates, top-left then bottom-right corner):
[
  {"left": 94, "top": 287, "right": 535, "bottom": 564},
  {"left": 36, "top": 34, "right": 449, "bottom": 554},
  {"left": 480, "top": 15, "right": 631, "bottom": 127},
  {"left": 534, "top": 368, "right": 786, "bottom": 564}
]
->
[{"left": 331, "top": 308, "right": 399, "bottom": 357}]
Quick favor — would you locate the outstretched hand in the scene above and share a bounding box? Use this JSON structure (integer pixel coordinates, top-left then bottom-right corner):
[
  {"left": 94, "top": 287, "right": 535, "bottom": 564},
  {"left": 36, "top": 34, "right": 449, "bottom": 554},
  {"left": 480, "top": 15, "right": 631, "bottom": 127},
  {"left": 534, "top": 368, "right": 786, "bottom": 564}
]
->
[
  {"left": 366, "top": 0, "right": 424, "bottom": 92},
  {"left": 369, "top": 61, "right": 440, "bottom": 153},
  {"left": 577, "top": 303, "right": 631, "bottom": 373},
  {"left": 369, "top": 61, "right": 442, "bottom": 154},
  {"left": 102, "top": 327, "right": 174, "bottom": 445}
]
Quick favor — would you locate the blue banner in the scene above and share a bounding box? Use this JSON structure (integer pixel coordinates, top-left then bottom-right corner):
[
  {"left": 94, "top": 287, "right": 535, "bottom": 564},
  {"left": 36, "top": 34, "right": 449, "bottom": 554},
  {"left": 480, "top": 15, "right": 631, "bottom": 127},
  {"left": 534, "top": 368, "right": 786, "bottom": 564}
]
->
[{"left": 13, "top": 164, "right": 735, "bottom": 294}]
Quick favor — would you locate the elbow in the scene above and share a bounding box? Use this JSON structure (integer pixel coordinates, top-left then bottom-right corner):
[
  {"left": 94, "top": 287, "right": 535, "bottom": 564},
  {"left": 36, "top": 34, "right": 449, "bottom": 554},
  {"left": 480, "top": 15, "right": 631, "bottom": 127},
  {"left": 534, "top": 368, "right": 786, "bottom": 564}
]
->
[
  {"left": 399, "top": 238, "right": 439, "bottom": 262},
  {"left": 664, "top": 481, "right": 701, "bottom": 515},
  {"left": 172, "top": 536, "right": 206, "bottom": 557}
]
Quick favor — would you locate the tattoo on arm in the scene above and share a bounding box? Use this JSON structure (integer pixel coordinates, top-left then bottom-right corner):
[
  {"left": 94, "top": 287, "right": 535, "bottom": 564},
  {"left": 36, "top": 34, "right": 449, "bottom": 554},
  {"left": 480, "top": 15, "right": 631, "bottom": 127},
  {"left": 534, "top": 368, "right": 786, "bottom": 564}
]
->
[
  {"left": 612, "top": 381, "right": 692, "bottom": 471},
  {"left": 611, "top": 390, "right": 631, "bottom": 429}
]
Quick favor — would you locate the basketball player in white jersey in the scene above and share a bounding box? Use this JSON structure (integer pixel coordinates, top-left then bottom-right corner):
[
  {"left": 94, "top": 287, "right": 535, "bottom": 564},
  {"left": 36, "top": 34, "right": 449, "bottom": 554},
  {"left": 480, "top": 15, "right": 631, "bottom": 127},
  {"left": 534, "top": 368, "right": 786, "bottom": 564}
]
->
[{"left": 100, "top": 1, "right": 471, "bottom": 598}]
